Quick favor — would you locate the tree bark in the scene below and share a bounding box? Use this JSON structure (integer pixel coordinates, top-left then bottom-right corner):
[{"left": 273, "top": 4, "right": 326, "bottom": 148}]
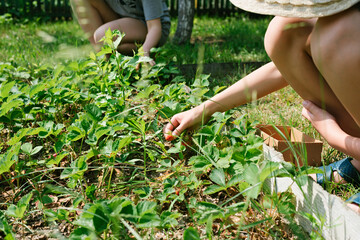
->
[{"left": 174, "top": 0, "right": 195, "bottom": 45}]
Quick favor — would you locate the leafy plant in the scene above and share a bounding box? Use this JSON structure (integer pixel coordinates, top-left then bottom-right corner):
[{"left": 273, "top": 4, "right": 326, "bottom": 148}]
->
[{"left": 0, "top": 21, "right": 326, "bottom": 239}]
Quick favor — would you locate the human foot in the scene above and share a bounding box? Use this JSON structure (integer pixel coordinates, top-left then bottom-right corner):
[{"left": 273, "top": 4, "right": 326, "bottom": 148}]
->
[
  {"left": 347, "top": 192, "right": 360, "bottom": 214},
  {"left": 310, "top": 157, "right": 360, "bottom": 186}
]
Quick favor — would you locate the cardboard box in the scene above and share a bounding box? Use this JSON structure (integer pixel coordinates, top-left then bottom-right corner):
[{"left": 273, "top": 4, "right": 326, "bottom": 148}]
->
[{"left": 256, "top": 124, "right": 323, "bottom": 167}]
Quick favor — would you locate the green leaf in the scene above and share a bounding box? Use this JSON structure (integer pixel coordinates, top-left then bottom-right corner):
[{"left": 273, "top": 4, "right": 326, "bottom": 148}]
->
[
  {"left": 1, "top": 81, "right": 15, "bottom": 98},
  {"left": 86, "top": 184, "right": 96, "bottom": 201},
  {"left": 80, "top": 119, "right": 91, "bottom": 133},
  {"left": 60, "top": 157, "right": 88, "bottom": 180},
  {"left": 206, "top": 216, "right": 213, "bottom": 239},
  {"left": 74, "top": 204, "right": 98, "bottom": 232},
  {"left": 0, "top": 211, "right": 15, "bottom": 239},
  {"left": 215, "top": 155, "right": 231, "bottom": 169},
  {"left": 296, "top": 175, "right": 310, "bottom": 187},
  {"left": 227, "top": 173, "right": 243, "bottom": 187},
  {"left": 6, "top": 193, "right": 32, "bottom": 219},
  {"left": 115, "top": 136, "right": 132, "bottom": 152},
  {"left": 109, "top": 198, "right": 135, "bottom": 218},
  {"left": 29, "top": 83, "right": 47, "bottom": 98},
  {"left": 69, "top": 227, "right": 97, "bottom": 240},
  {"left": 113, "top": 30, "right": 123, "bottom": 49},
  {"left": 202, "top": 144, "right": 219, "bottom": 162},
  {"left": 133, "top": 187, "right": 152, "bottom": 199},
  {"left": 183, "top": 227, "right": 200, "bottom": 240},
  {"left": 243, "top": 163, "right": 260, "bottom": 185},
  {"left": 21, "top": 142, "right": 32, "bottom": 155},
  {"left": 96, "top": 47, "right": 112, "bottom": 56},
  {"left": 4, "top": 205, "right": 19, "bottom": 219},
  {"left": 137, "top": 213, "right": 161, "bottom": 228},
  {"left": 67, "top": 126, "right": 86, "bottom": 142},
  {"left": 94, "top": 126, "right": 111, "bottom": 139},
  {"left": 46, "top": 152, "right": 68, "bottom": 167},
  {"left": 203, "top": 185, "right": 225, "bottom": 195},
  {"left": 209, "top": 168, "right": 226, "bottom": 187},
  {"left": 136, "top": 201, "right": 157, "bottom": 216},
  {"left": 85, "top": 104, "right": 102, "bottom": 122},
  {"left": 0, "top": 99, "right": 23, "bottom": 117},
  {"left": 259, "top": 161, "right": 280, "bottom": 182},
  {"left": 100, "top": 139, "right": 113, "bottom": 157},
  {"left": 134, "top": 84, "right": 159, "bottom": 100},
  {"left": 89, "top": 51, "right": 96, "bottom": 61},
  {"left": 18, "top": 192, "right": 33, "bottom": 206},
  {"left": 44, "top": 209, "right": 57, "bottom": 222},
  {"left": 93, "top": 207, "right": 109, "bottom": 233},
  {"left": 160, "top": 211, "right": 180, "bottom": 228},
  {"left": 195, "top": 202, "right": 224, "bottom": 224},
  {"left": 31, "top": 146, "right": 43, "bottom": 156},
  {"left": 0, "top": 142, "right": 21, "bottom": 175},
  {"left": 189, "top": 156, "right": 212, "bottom": 172},
  {"left": 243, "top": 163, "right": 262, "bottom": 198}
]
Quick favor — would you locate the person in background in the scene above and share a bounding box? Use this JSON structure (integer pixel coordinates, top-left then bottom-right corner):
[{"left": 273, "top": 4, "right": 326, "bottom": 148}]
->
[
  {"left": 71, "top": 0, "right": 170, "bottom": 65},
  {"left": 164, "top": 1, "right": 360, "bottom": 213}
]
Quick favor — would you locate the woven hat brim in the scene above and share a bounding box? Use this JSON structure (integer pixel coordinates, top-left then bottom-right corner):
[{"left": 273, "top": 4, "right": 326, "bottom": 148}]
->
[{"left": 230, "top": 0, "right": 360, "bottom": 18}]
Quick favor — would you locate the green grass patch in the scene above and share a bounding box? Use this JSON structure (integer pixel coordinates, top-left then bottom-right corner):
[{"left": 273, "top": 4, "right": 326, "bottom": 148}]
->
[{"left": 161, "top": 15, "right": 271, "bottom": 64}]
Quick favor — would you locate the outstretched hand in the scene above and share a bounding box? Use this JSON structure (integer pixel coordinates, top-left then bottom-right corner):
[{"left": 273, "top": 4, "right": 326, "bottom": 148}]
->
[
  {"left": 163, "top": 105, "right": 209, "bottom": 141},
  {"left": 135, "top": 52, "right": 156, "bottom": 71}
]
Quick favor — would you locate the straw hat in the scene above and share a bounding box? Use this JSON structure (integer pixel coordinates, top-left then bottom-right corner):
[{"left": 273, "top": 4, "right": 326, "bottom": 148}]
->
[{"left": 230, "top": 0, "right": 360, "bottom": 18}]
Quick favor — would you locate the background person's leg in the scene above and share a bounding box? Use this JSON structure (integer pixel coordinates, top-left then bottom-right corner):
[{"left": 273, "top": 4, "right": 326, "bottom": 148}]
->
[
  {"left": 264, "top": 16, "right": 360, "bottom": 138},
  {"left": 94, "top": 18, "right": 148, "bottom": 56},
  {"left": 71, "top": 0, "right": 119, "bottom": 49}
]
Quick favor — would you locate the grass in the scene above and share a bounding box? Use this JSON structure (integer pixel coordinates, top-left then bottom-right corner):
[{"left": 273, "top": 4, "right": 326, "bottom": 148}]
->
[
  {"left": 162, "top": 15, "right": 271, "bottom": 64},
  {"left": 0, "top": 20, "right": 90, "bottom": 64},
  {"left": 1, "top": 14, "right": 270, "bottom": 65}
]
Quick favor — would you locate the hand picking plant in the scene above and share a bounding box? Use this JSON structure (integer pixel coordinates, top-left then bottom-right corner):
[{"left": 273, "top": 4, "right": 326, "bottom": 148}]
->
[{"left": 0, "top": 29, "right": 314, "bottom": 239}]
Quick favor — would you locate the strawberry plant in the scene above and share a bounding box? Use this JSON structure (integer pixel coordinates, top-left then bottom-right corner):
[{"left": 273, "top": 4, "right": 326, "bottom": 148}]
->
[{"left": 0, "top": 28, "right": 318, "bottom": 239}]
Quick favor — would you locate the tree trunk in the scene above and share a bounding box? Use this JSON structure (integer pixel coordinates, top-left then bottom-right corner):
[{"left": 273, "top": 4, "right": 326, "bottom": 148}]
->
[{"left": 174, "top": 0, "right": 195, "bottom": 45}]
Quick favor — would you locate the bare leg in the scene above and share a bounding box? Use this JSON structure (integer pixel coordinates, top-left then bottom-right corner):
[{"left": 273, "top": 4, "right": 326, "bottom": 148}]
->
[
  {"left": 310, "top": 6, "right": 360, "bottom": 181},
  {"left": 94, "top": 18, "right": 148, "bottom": 55},
  {"left": 264, "top": 16, "right": 360, "bottom": 138},
  {"left": 265, "top": 8, "right": 360, "bottom": 212},
  {"left": 304, "top": 6, "right": 360, "bottom": 210},
  {"left": 311, "top": 7, "right": 360, "bottom": 129},
  {"left": 71, "top": 0, "right": 119, "bottom": 50}
]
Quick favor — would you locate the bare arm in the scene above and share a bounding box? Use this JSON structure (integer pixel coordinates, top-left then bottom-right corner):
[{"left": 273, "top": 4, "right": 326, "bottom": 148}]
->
[
  {"left": 164, "top": 62, "right": 288, "bottom": 137},
  {"left": 142, "top": 18, "right": 162, "bottom": 59},
  {"left": 202, "top": 62, "right": 288, "bottom": 116}
]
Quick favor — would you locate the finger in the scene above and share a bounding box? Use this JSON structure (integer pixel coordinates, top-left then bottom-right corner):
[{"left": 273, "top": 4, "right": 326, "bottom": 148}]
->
[
  {"left": 163, "top": 115, "right": 180, "bottom": 135},
  {"left": 302, "top": 100, "right": 321, "bottom": 115},
  {"left": 163, "top": 122, "right": 174, "bottom": 135},
  {"left": 172, "top": 122, "right": 187, "bottom": 137},
  {"left": 301, "top": 107, "right": 312, "bottom": 121}
]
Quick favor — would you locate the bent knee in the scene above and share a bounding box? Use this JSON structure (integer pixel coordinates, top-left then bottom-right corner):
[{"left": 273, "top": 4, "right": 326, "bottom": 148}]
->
[
  {"left": 264, "top": 17, "right": 314, "bottom": 60},
  {"left": 93, "top": 26, "right": 107, "bottom": 44}
]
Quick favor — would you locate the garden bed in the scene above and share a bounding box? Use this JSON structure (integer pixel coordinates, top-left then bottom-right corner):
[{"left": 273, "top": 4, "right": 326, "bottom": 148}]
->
[{"left": 263, "top": 145, "right": 360, "bottom": 239}]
